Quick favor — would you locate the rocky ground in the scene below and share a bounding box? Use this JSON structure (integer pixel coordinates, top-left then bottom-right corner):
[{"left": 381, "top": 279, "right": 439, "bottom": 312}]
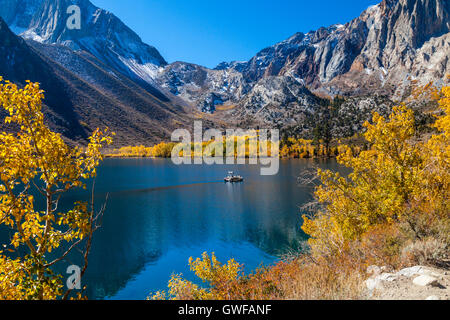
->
[{"left": 365, "top": 265, "right": 450, "bottom": 300}]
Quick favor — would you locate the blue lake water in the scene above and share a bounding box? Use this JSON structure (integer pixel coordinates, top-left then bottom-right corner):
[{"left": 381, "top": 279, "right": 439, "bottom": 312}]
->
[{"left": 1, "top": 158, "right": 343, "bottom": 300}]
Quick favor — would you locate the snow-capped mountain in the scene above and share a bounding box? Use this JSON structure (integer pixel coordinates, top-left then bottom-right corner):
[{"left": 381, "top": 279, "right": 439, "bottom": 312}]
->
[
  {"left": 1, "top": 0, "right": 449, "bottom": 141},
  {"left": 0, "top": 0, "right": 167, "bottom": 87},
  {"left": 0, "top": 16, "right": 193, "bottom": 145},
  {"left": 156, "top": 0, "right": 449, "bottom": 122},
  {"left": 233, "top": 0, "right": 449, "bottom": 97}
]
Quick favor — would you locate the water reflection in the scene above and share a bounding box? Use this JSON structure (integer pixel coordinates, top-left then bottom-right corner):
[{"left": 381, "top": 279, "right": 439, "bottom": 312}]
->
[{"left": 1, "top": 158, "right": 344, "bottom": 300}]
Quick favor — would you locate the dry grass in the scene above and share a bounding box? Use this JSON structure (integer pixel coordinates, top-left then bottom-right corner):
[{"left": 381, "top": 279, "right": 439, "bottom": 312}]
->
[
  {"left": 184, "top": 254, "right": 368, "bottom": 300},
  {"left": 226, "top": 218, "right": 448, "bottom": 300},
  {"left": 246, "top": 257, "right": 365, "bottom": 300},
  {"left": 401, "top": 238, "right": 449, "bottom": 268}
]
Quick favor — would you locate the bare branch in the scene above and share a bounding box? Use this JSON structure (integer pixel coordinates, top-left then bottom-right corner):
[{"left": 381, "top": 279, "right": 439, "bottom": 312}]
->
[
  {"left": 44, "top": 238, "right": 84, "bottom": 268},
  {"left": 62, "top": 179, "right": 108, "bottom": 300},
  {"left": 297, "top": 165, "right": 321, "bottom": 187}
]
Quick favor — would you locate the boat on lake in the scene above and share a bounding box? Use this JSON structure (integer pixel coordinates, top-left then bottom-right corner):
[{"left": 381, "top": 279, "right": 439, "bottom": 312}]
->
[{"left": 224, "top": 171, "right": 244, "bottom": 183}]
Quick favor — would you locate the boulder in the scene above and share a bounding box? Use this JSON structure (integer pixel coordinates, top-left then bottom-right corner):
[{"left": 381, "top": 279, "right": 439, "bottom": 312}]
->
[
  {"left": 365, "top": 271, "right": 398, "bottom": 291},
  {"left": 397, "top": 266, "right": 425, "bottom": 277},
  {"left": 365, "top": 278, "right": 383, "bottom": 291},
  {"left": 377, "top": 273, "right": 398, "bottom": 282},
  {"left": 413, "top": 275, "right": 440, "bottom": 287}
]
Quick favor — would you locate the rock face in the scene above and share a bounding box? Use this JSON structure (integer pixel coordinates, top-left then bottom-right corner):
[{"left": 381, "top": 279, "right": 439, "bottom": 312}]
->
[
  {"left": 0, "top": 0, "right": 167, "bottom": 88},
  {"left": 0, "top": 0, "right": 42, "bottom": 33},
  {"left": 324, "top": 0, "right": 450, "bottom": 98},
  {"left": 232, "top": 75, "right": 319, "bottom": 127},
  {"left": 157, "top": 61, "right": 248, "bottom": 113},
  {"left": 1, "top": 0, "right": 449, "bottom": 138},
  {"left": 157, "top": 0, "right": 449, "bottom": 125},
  {"left": 0, "top": 17, "right": 193, "bottom": 145},
  {"left": 240, "top": 0, "right": 448, "bottom": 94}
]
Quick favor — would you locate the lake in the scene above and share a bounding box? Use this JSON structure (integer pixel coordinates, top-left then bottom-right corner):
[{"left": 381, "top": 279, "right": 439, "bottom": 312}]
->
[{"left": 2, "top": 158, "right": 344, "bottom": 300}]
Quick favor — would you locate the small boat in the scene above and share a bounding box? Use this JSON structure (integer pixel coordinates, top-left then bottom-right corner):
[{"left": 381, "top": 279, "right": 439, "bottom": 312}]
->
[{"left": 224, "top": 171, "right": 244, "bottom": 183}]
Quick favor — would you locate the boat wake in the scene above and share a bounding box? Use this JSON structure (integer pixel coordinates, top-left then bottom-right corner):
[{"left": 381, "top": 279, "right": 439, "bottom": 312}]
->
[{"left": 115, "top": 181, "right": 223, "bottom": 195}]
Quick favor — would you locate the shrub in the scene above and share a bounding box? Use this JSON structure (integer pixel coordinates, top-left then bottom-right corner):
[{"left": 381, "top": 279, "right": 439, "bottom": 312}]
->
[
  {"left": 302, "top": 86, "right": 450, "bottom": 260},
  {"left": 152, "top": 252, "right": 365, "bottom": 300},
  {"left": 401, "top": 238, "right": 449, "bottom": 268}
]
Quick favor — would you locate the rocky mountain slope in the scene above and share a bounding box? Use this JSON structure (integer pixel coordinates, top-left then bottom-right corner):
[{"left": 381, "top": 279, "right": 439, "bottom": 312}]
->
[
  {"left": 156, "top": 0, "right": 449, "bottom": 127},
  {"left": 0, "top": 0, "right": 42, "bottom": 33},
  {"left": 0, "top": 17, "right": 193, "bottom": 145},
  {"left": 226, "top": 0, "right": 449, "bottom": 96},
  {"left": 157, "top": 61, "right": 249, "bottom": 113},
  {"left": 0, "top": 0, "right": 167, "bottom": 90},
  {"left": 1, "top": 0, "right": 449, "bottom": 143}
]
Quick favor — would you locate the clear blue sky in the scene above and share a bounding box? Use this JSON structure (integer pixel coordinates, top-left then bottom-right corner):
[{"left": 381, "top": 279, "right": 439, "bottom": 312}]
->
[{"left": 90, "top": 0, "right": 377, "bottom": 68}]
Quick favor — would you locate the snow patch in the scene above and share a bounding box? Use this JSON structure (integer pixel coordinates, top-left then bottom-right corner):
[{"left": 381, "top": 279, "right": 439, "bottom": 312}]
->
[
  {"left": 366, "top": 4, "right": 380, "bottom": 13},
  {"left": 21, "top": 30, "right": 46, "bottom": 42},
  {"left": 118, "top": 56, "right": 162, "bottom": 84}
]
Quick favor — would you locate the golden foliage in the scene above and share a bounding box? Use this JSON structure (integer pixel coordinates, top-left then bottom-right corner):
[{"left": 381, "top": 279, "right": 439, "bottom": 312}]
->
[
  {"left": 152, "top": 252, "right": 242, "bottom": 300},
  {"left": 302, "top": 86, "right": 450, "bottom": 258},
  {"left": 108, "top": 136, "right": 333, "bottom": 159},
  {"left": 152, "top": 252, "right": 364, "bottom": 300},
  {"left": 0, "top": 77, "right": 113, "bottom": 299},
  {"left": 107, "top": 142, "right": 176, "bottom": 158},
  {"left": 280, "top": 138, "right": 337, "bottom": 158},
  {"left": 156, "top": 85, "right": 449, "bottom": 301}
]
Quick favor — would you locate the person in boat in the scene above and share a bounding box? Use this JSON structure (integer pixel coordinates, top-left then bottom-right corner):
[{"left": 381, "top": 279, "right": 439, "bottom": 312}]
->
[{"left": 224, "top": 171, "right": 244, "bottom": 182}]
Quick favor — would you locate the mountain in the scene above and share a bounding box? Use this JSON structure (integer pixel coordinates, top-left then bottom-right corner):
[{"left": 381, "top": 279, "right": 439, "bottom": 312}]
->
[
  {"left": 225, "top": 0, "right": 449, "bottom": 98},
  {"left": 0, "top": 15, "right": 86, "bottom": 140},
  {"left": 0, "top": 17, "right": 194, "bottom": 145},
  {"left": 1, "top": 0, "right": 449, "bottom": 143},
  {"left": 154, "top": 0, "right": 449, "bottom": 127},
  {"left": 157, "top": 61, "right": 249, "bottom": 113},
  {"left": 0, "top": 0, "right": 167, "bottom": 91},
  {"left": 0, "top": 0, "right": 42, "bottom": 33},
  {"left": 231, "top": 75, "right": 321, "bottom": 127}
]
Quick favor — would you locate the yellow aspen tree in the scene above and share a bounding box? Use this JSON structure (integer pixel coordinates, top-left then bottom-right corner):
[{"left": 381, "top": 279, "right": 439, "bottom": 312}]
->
[
  {"left": 0, "top": 77, "right": 113, "bottom": 299},
  {"left": 302, "top": 86, "right": 450, "bottom": 255}
]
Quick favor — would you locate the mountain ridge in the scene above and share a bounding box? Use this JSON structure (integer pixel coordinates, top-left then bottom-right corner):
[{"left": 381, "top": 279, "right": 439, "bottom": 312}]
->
[
  {"left": 0, "top": 0, "right": 449, "bottom": 143},
  {"left": 0, "top": 0, "right": 168, "bottom": 89},
  {"left": 0, "top": 16, "right": 195, "bottom": 146},
  {"left": 156, "top": 0, "right": 449, "bottom": 121}
]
